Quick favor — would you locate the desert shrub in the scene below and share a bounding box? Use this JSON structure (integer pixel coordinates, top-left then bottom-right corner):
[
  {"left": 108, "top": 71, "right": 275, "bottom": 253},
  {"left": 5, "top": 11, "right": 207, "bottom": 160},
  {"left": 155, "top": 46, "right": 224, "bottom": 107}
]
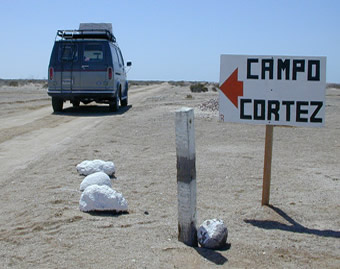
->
[
  {"left": 9, "top": 80, "right": 19, "bottom": 87},
  {"left": 326, "top": 83, "right": 340, "bottom": 89},
  {"left": 190, "top": 83, "right": 208, "bottom": 93},
  {"left": 129, "top": 80, "right": 165, "bottom": 86},
  {"left": 169, "top": 81, "right": 188, "bottom": 87}
]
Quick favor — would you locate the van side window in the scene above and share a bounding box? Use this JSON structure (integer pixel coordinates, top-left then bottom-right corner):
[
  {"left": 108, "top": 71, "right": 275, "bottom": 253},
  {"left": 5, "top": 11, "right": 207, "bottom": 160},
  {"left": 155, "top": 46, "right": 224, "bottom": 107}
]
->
[
  {"left": 84, "top": 44, "right": 104, "bottom": 62},
  {"left": 59, "top": 44, "right": 78, "bottom": 62},
  {"left": 115, "top": 48, "right": 124, "bottom": 66},
  {"left": 111, "top": 46, "right": 119, "bottom": 64},
  {"left": 117, "top": 48, "right": 125, "bottom": 66}
]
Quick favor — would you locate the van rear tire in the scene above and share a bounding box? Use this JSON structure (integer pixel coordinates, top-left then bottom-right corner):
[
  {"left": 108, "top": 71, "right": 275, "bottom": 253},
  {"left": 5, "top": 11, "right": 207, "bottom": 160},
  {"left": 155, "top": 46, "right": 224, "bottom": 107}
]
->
[
  {"left": 121, "top": 96, "right": 128, "bottom": 107},
  {"left": 52, "top": 97, "right": 63, "bottom": 112},
  {"left": 109, "top": 97, "right": 119, "bottom": 112}
]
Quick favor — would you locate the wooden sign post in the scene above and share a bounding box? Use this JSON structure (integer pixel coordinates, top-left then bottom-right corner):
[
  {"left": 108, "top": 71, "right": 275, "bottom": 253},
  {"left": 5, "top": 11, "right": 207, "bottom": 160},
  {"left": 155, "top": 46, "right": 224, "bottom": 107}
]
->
[
  {"left": 262, "top": 125, "right": 274, "bottom": 205},
  {"left": 175, "top": 107, "right": 198, "bottom": 247}
]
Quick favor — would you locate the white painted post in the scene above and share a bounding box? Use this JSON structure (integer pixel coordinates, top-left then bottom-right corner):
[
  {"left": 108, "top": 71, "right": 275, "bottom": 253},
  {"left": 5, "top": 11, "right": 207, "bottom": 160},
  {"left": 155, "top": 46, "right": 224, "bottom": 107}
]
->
[{"left": 175, "top": 107, "right": 197, "bottom": 247}]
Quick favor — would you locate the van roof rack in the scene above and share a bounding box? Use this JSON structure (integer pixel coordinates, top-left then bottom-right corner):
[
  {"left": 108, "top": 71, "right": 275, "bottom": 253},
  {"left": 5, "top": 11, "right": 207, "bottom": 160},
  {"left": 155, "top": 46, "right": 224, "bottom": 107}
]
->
[{"left": 57, "top": 29, "right": 116, "bottom": 42}]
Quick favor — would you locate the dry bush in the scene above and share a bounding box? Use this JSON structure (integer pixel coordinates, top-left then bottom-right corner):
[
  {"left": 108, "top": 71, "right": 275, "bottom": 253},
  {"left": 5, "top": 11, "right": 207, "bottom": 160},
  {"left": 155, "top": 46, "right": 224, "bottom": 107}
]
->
[
  {"left": 9, "top": 80, "right": 19, "bottom": 87},
  {"left": 168, "top": 81, "right": 189, "bottom": 87},
  {"left": 190, "top": 83, "right": 208, "bottom": 93},
  {"left": 129, "top": 80, "right": 164, "bottom": 86},
  {"left": 326, "top": 83, "right": 340, "bottom": 89}
]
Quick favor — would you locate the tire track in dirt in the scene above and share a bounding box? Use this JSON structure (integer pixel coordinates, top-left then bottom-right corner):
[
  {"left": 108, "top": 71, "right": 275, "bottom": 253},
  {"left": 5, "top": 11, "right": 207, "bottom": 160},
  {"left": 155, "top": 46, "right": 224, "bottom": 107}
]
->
[
  {"left": 0, "top": 98, "right": 50, "bottom": 105},
  {"left": 128, "top": 83, "right": 169, "bottom": 103},
  {"left": 0, "top": 114, "right": 74, "bottom": 144}
]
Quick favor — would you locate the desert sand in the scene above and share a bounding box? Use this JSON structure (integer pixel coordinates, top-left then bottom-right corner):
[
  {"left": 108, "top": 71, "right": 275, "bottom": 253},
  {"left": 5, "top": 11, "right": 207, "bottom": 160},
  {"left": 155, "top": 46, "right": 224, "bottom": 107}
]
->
[{"left": 0, "top": 81, "right": 339, "bottom": 268}]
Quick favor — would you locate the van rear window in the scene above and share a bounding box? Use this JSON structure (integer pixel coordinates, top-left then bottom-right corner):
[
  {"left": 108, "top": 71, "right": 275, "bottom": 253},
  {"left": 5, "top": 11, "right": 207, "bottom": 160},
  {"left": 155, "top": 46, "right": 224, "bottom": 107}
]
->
[
  {"left": 59, "top": 44, "right": 78, "bottom": 62},
  {"left": 84, "top": 44, "right": 104, "bottom": 62}
]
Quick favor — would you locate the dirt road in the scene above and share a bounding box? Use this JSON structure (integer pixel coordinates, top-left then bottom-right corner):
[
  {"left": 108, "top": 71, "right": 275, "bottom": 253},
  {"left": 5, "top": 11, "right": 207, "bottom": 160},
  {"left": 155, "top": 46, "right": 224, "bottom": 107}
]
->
[
  {"left": 0, "top": 83, "right": 167, "bottom": 177},
  {"left": 0, "top": 83, "right": 339, "bottom": 268}
]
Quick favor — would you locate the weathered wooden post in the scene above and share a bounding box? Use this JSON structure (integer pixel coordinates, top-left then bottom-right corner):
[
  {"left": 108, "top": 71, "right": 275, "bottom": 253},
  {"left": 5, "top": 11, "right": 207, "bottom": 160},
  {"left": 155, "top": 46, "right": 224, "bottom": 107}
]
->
[
  {"left": 175, "top": 107, "right": 198, "bottom": 247},
  {"left": 262, "top": 125, "right": 274, "bottom": 206}
]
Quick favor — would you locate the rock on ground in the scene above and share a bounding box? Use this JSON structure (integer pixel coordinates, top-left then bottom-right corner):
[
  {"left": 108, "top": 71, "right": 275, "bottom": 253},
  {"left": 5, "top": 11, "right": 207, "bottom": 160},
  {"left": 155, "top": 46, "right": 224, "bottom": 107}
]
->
[
  {"left": 197, "top": 219, "right": 228, "bottom": 249},
  {"left": 79, "top": 172, "right": 112, "bottom": 191},
  {"left": 79, "top": 185, "right": 128, "bottom": 212},
  {"left": 76, "top": 160, "right": 116, "bottom": 176},
  {"left": 198, "top": 98, "right": 219, "bottom": 112}
]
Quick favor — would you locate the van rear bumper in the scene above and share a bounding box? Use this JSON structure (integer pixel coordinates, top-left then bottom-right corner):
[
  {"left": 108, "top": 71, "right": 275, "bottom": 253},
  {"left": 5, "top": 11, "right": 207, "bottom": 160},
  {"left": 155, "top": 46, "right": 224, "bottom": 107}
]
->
[{"left": 48, "top": 89, "right": 117, "bottom": 101}]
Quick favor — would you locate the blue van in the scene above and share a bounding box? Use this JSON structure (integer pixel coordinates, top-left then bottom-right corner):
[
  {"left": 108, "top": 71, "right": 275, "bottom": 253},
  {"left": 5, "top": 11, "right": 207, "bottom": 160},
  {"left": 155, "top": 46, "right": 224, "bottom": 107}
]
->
[{"left": 48, "top": 23, "right": 131, "bottom": 112}]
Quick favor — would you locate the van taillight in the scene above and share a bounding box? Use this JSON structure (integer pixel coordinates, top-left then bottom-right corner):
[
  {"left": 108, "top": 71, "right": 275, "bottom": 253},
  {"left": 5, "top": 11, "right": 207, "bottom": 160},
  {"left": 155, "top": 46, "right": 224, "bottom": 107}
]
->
[
  {"left": 108, "top": 67, "right": 113, "bottom": 80},
  {"left": 49, "top": 67, "right": 54, "bottom": 80}
]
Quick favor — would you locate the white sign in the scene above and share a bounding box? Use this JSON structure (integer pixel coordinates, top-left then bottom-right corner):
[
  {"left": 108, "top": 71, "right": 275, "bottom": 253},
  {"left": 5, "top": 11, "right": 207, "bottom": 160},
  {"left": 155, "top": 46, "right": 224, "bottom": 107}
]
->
[{"left": 219, "top": 54, "right": 326, "bottom": 127}]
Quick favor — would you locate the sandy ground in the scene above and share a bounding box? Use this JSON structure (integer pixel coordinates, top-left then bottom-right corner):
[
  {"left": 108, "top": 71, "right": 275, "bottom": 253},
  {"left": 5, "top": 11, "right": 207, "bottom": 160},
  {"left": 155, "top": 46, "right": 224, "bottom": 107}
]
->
[{"left": 0, "top": 82, "right": 339, "bottom": 268}]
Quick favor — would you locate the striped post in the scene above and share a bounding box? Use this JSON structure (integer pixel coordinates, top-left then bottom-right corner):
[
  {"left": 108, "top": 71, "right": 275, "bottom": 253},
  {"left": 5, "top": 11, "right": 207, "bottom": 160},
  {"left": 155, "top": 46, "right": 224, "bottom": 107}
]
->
[{"left": 175, "top": 107, "right": 197, "bottom": 247}]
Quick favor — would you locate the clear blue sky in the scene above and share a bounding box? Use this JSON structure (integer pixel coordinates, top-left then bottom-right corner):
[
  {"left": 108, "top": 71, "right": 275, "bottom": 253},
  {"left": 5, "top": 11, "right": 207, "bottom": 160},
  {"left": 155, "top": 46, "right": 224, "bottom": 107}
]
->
[{"left": 0, "top": 0, "right": 339, "bottom": 82}]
